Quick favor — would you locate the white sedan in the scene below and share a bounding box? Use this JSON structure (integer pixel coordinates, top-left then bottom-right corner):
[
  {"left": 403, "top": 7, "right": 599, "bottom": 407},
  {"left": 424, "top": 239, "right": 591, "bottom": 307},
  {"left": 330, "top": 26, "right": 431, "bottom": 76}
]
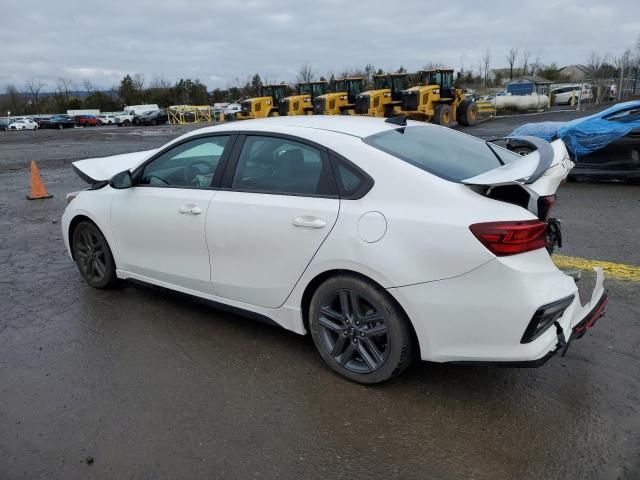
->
[
  {"left": 9, "top": 119, "right": 39, "bottom": 130},
  {"left": 62, "top": 116, "right": 607, "bottom": 384}
]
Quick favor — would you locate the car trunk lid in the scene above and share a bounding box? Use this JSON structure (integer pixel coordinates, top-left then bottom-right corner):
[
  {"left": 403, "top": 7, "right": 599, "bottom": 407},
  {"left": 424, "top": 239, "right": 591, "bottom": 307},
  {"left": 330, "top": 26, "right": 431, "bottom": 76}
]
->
[{"left": 462, "top": 137, "right": 574, "bottom": 197}]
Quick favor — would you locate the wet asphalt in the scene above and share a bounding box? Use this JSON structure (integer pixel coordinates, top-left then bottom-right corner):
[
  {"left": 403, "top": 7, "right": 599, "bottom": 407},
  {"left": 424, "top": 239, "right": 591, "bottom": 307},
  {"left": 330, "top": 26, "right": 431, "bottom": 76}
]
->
[{"left": 0, "top": 117, "right": 639, "bottom": 479}]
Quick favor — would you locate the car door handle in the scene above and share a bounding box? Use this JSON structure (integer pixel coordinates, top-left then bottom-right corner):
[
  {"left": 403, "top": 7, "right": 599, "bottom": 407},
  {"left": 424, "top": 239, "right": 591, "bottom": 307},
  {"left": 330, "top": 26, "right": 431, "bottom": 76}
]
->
[
  {"left": 292, "top": 216, "right": 326, "bottom": 229},
  {"left": 179, "top": 205, "right": 202, "bottom": 215}
]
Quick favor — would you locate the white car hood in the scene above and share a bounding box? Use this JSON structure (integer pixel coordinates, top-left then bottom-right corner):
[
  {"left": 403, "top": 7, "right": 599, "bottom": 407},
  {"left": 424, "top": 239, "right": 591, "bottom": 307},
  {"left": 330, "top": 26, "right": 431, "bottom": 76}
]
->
[{"left": 72, "top": 149, "right": 158, "bottom": 183}]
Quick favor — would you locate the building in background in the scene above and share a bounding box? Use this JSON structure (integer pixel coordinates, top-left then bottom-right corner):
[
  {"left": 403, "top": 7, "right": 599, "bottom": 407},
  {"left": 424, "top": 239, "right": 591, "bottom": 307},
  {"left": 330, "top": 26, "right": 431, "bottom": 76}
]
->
[{"left": 506, "top": 76, "right": 553, "bottom": 96}]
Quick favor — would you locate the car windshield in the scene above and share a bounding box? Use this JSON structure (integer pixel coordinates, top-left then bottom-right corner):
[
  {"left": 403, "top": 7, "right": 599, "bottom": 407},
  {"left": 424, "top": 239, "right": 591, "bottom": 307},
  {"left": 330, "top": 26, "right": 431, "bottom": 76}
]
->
[{"left": 363, "top": 126, "right": 518, "bottom": 182}]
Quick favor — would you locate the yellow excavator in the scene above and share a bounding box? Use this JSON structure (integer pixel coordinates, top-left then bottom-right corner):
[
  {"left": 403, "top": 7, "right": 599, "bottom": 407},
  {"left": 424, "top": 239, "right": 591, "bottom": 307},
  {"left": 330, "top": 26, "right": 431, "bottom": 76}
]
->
[
  {"left": 236, "top": 84, "right": 288, "bottom": 119},
  {"left": 279, "top": 81, "right": 328, "bottom": 116},
  {"left": 398, "top": 69, "right": 478, "bottom": 126},
  {"left": 312, "top": 77, "right": 365, "bottom": 115},
  {"left": 354, "top": 73, "right": 408, "bottom": 117}
]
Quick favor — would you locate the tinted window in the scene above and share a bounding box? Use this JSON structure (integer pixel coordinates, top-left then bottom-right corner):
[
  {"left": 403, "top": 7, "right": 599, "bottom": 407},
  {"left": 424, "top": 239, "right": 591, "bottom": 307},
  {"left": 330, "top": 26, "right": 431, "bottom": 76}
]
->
[
  {"left": 140, "top": 136, "right": 229, "bottom": 188},
  {"left": 232, "top": 136, "right": 326, "bottom": 195},
  {"left": 364, "top": 126, "right": 516, "bottom": 182},
  {"left": 337, "top": 163, "right": 363, "bottom": 194}
]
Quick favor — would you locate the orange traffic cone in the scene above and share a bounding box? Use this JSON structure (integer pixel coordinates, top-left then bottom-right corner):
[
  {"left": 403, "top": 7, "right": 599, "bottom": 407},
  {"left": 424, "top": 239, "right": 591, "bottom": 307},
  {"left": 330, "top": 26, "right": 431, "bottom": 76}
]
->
[{"left": 26, "top": 160, "right": 53, "bottom": 200}]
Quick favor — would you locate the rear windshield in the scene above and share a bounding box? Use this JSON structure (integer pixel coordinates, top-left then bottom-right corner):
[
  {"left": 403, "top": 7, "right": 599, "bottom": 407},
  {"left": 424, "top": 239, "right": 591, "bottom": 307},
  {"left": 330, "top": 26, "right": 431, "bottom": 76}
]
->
[{"left": 364, "top": 125, "right": 518, "bottom": 182}]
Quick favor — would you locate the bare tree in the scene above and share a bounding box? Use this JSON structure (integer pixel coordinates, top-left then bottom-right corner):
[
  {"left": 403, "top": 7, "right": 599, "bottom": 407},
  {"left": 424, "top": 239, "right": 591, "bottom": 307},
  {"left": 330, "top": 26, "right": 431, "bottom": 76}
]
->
[
  {"left": 506, "top": 47, "right": 519, "bottom": 81},
  {"left": 520, "top": 49, "right": 532, "bottom": 76},
  {"left": 586, "top": 51, "right": 613, "bottom": 102},
  {"left": 25, "top": 78, "right": 45, "bottom": 111},
  {"left": 82, "top": 79, "right": 94, "bottom": 94},
  {"left": 530, "top": 53, "right": 543, "bottom": 77},
  {"left": 133, "top": 73, "right": 145, "bottom": 101},
  {"left": 149, "top": 74, "right": 171, "bottom": 89},
  {"left": 613, "top": 49, "right": 633, "bottom": 99},
  {"left": 586, "top": 51, "right": 605, "bottom": 75},
  {"left": 297, "top": 63, "right": 314, "bottom": 84},
  {"left": 481, "top": 48, "right": 491, "bottom": 89},
  {"left": 56, "top": 78, "right": 73, "bottom": 109}
]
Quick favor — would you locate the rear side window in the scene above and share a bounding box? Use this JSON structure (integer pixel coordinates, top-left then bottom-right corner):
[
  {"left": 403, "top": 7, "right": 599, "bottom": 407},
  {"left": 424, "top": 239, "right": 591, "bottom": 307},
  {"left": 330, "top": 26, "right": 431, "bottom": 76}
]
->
[
  {"left": 232, "top": 136, "right": 330, "bottom": 196},
  {"left": 364, "top": 125, "right": 514, "bottom": 182}
]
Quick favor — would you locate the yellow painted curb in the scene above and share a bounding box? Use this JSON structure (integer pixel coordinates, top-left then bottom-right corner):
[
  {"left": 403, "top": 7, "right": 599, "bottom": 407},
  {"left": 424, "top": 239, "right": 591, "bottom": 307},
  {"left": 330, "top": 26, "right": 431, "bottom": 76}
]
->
[{"left": 553, "top": 255, "right": 640, "bottom": 282}]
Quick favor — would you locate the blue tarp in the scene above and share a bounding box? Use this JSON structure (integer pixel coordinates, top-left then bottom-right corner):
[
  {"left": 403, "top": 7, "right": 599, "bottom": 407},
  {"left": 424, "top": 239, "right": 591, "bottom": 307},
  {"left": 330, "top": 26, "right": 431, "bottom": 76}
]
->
[{"left": 510, "top": 101, "right": 640, "bottom": 158}]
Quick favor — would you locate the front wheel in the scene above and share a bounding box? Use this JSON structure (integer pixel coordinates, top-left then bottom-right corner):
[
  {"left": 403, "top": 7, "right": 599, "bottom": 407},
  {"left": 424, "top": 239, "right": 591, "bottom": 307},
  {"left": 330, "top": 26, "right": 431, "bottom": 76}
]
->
[
  {"left": 72, "top": 221, "right": 118, "bottom": 289},
  {"left": 309, "top": 275, "right": 415, "bottom": 384},
  {"left": 433, "top": 104, "right": 452, "bottom": 127}
]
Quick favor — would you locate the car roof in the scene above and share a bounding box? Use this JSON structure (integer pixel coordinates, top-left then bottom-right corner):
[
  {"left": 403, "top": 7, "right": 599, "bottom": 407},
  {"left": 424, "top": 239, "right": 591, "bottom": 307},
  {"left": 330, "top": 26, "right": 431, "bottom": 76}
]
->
[{"left": 184, "top": 116, "right": 406, "bottom": 140}]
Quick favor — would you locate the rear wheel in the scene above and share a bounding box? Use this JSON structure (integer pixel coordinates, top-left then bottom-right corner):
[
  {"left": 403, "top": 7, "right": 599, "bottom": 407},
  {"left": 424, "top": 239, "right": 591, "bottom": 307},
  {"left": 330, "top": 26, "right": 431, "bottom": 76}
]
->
[
  {"left": 457, "top": 99, "right": 478, "bottom": 126},
  {"left": 433, "top": 104, "right": 452, "bottom": 127},
  {"left": 72, "top": 221, "right": 117, "bottom": 289},
  {"left": 309, "top": 275, "right": 415, "bottom": 384}
]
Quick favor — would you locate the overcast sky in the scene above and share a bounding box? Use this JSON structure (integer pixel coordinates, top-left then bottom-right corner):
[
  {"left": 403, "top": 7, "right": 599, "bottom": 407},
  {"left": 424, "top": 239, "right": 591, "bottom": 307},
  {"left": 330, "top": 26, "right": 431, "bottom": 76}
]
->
[{"left": 1, "top": 0, "right": 638, "bottom": 92}]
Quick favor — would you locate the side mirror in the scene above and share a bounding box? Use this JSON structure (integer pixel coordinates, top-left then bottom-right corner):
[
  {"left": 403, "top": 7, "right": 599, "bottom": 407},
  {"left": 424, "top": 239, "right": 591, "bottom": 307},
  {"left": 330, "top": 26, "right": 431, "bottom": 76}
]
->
[{"left": 110, "top": 170, "right": 133, "bottom": 189}]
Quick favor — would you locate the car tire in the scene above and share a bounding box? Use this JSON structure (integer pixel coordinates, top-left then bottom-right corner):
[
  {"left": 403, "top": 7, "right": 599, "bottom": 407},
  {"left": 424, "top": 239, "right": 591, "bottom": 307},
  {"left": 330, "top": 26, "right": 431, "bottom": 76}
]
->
[
  {"left": 71, "top": 221, "right": 118, "bottom": 289},
  {"left": 433, "top": 104, "right": 453, "bottom": 127},
  {"left": 124, "top": 120, "right": 131, "bottom": 127},
  {"left": 58, "top": 124, "right": 64, "bottom": 130},
  {"left": 309, "top": 274, "right": 415, "bottom": 384}
]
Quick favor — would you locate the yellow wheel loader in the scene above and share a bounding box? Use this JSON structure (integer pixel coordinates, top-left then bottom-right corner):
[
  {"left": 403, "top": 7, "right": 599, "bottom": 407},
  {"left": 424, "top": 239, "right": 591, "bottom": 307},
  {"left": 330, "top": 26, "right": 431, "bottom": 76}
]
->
[
  {"left": 278, "top": 81, "right": 328, "bottom": 116},
  {"left": 312, "top": 77, "right": 365, "bottom": 115},
  {"left": 354, "top": 73, "right": 408, "bottom": 117},
  {"left": 398, "top": 69, "right": 478, "bottom": 127},
  {"left": 236, "top": 84, "right": 288, "bottom": 120}
]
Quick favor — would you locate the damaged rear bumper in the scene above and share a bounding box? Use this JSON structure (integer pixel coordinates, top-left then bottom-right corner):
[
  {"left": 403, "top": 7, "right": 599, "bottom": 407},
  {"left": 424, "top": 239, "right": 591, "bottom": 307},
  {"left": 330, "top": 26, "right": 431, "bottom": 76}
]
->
[{"left": 454, "top": 267, "right": 608, "bottom": 368}]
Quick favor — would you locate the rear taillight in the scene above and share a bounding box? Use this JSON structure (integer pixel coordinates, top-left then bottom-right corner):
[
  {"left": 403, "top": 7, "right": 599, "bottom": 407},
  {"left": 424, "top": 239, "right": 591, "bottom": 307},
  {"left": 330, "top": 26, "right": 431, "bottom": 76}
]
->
[
  {"left": 537, "top": 195, "right": 556, "bottom": 222},
  {"left": 469, "top": 220, "right": 547, "bottom": 256}
]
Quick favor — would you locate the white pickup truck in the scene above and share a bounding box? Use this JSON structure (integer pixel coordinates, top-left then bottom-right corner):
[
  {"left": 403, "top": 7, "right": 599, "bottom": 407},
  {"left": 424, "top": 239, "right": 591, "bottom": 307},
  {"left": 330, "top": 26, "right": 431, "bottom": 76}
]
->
[{"left": 115, "top": 104, "right": 159, "bottom": 126}]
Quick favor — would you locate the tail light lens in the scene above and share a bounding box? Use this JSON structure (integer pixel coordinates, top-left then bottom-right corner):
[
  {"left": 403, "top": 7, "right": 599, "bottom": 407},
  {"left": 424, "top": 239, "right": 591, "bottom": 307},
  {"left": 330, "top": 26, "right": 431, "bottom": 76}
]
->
[
  {"left": 537, "top": 195, "right": 556, "bottom": 222},
  {"left": 469, "top": 220, "right": 547, "bottom": 256}
]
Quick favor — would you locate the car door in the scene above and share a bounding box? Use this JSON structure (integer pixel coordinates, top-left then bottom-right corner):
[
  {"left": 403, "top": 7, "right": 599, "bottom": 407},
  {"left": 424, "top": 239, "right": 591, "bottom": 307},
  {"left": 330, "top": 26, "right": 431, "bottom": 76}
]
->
[
  {"left": 110, "top": 134, "right": 233, "bottom": 294},
  {"left": 206, "top": 134, "right": 339, "bottom": 308}
]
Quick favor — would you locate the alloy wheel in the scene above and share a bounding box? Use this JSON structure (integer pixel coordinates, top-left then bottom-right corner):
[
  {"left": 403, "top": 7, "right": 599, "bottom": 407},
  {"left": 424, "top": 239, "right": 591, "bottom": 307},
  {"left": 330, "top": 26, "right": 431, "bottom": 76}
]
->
[
  {"left": 74, "top": 228, "right": 108, "bottom": 283},
  {"left": 317, "top": 289, "right": 389, "bottom": 373}
]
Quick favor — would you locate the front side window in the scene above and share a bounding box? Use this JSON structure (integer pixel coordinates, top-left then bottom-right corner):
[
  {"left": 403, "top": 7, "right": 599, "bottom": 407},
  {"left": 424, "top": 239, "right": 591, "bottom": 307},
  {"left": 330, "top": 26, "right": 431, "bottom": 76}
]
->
[
  {"left": 232, "top": 136, "right": 328, "bottom": 195},
  {"left": 140, "top": 136, "right": 229, "bottom": 188}
]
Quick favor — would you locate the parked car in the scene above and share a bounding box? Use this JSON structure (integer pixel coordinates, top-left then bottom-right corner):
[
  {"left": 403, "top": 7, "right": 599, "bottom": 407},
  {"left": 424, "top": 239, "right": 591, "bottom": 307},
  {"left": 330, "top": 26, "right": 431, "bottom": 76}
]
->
[
  {"left": 509, "top": 100, "right": 640, "bottom": 181},
  {"left": 8, "top": 119, "right": 39, "bottom": 130},
  {"left": 98, "top": 114, "right": 116, "bottom": 125},
  {"left": 62, "top": 116, "right": 608, "bottom": 384},
  {"left": 75, "top": 115, "right": 99, "bottom": 127},
  {"left": 39, "top": 115, "right": 76, "bottom": 130},
  {"left": 224, "top": 103, "right": 242, "bottom": 120},
  {"left": 115, "top": 111, "right": 138, "bottom": 126},
  {"left": 138, "top": 109, "right": 168, "bottom": 126},
  {"left": 551, "top": 84, "right": 593, "bottom": 106},
  {"left": 0, "top": 118, "right": 11, "bottom": 131}
]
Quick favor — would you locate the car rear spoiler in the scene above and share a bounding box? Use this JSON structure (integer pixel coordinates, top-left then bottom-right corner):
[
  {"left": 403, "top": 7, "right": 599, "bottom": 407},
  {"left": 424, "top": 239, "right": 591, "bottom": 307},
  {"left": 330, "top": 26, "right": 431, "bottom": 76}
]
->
[{"left": 487, "top": 135, "right": 555, "bottom": 184}]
